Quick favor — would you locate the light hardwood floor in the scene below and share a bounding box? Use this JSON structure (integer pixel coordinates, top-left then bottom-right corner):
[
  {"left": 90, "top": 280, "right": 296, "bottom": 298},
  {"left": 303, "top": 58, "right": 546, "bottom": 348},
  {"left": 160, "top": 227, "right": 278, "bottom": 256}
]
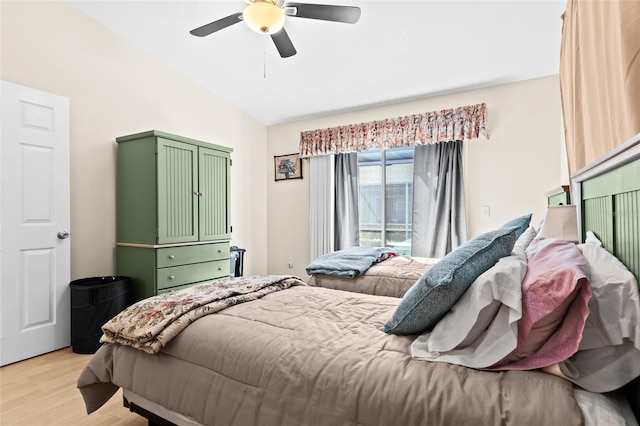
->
[{"left": 0, "top": 347, "right": 146, "bottom": 426}]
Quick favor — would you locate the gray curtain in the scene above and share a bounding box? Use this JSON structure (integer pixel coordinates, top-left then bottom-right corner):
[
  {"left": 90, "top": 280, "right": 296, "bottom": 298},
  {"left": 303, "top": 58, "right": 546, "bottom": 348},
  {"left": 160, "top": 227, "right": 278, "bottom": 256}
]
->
[
  {"left": 335, "top": 153, "right": 359, "bottom": 249},
  {"left": 412, "top": 140, "right": 467, "bottom": 257}
]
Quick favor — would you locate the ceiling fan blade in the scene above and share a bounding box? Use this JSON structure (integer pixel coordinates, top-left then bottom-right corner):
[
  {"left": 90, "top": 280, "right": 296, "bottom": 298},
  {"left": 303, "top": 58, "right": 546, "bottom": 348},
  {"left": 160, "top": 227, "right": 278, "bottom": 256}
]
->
[
  {"left": 284, "top": 3, "right": 361, "bottom": 24},
  {"left": 190, "top": 12, "right": 243, "bottom": 37},
  {"left": 271, "top": 28, "right": 297, "bottom": 58}
]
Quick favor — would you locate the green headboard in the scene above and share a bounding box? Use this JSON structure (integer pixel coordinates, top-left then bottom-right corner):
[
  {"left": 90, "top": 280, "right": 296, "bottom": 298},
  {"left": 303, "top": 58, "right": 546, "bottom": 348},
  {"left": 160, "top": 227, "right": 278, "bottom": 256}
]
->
[
  {"left": 572, "top": 131, "right": 640, "bottom": 419},
  {"left": 581, "top": 162, "right": 640, "bottom": 277},
  {"left": 572, "top": 134, "right": 640, "bottom": 284}
]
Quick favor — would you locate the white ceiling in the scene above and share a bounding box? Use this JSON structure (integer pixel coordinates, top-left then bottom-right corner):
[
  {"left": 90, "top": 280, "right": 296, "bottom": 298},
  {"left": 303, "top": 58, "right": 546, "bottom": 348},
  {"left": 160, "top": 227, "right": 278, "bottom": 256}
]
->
[{"left": 68, "top": 0, "right": 567, "bottom": 125}]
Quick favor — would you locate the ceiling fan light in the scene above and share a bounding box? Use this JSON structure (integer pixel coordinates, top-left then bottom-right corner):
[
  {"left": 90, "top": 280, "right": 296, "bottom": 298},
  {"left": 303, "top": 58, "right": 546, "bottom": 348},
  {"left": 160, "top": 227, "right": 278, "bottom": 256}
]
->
[{"left": 243, "top": 1, "right": 285, "bottom": 34}]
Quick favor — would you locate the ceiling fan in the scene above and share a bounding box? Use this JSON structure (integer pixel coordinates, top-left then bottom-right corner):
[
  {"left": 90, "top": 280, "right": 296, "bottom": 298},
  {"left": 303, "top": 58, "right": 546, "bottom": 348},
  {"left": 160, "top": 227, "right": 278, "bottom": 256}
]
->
[{"left": 189, "top": 0, "right": 361, "bottom": 58}]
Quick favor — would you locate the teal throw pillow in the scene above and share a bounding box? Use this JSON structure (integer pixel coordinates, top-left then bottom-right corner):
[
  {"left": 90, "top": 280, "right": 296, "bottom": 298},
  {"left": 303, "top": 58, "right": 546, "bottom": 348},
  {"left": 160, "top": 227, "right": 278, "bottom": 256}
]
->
[
  {"left": 499, "top": 213, "right": 532, "bottom": 238},
  {"left": 382, "top": 226, "right": 519, "bottom": 335}
]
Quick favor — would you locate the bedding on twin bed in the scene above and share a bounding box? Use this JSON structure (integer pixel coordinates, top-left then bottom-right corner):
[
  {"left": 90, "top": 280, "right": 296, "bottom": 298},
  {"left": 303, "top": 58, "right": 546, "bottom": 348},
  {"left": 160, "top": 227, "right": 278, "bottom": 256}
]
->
[
  {"left": 305, "top": 215, "right": 533, "bottom": 299},
  {"left": 99, "top": 275, "right": 305, "bottom": 353},
  {"left": 78, "top": 215, "right": 640, "bottom": 425},
  {"left": 79, "top": 285, "right": 584, "bottom": 426},
  {"left": 307, "top": 255, "right": 440, "bottom": 298}
]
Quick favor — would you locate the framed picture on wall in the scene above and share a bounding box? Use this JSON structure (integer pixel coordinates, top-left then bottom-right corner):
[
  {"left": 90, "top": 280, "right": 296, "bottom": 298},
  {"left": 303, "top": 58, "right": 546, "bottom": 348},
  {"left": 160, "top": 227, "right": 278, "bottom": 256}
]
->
[{"left": 274, "top": 153, "right": 303, "bottom": 181}]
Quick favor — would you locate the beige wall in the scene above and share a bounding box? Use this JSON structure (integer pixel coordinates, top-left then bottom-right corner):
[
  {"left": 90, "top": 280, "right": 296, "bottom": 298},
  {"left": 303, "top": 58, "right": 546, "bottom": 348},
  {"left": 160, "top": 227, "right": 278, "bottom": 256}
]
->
[
  {"left": 267, "top": 75, "right": 564, "bottom": 277},
  {"left": 1, "top": 1, "right": 565, "bottom": 282},
  {"left": 1, "top": 1, "right": 269, "bottom": 280}
]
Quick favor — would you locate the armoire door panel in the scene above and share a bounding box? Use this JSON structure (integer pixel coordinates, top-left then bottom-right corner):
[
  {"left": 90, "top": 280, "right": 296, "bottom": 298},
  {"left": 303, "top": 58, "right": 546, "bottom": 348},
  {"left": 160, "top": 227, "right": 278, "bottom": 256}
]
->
[
  {"left": 199, "top": 148, "right": 231, "bottom": 241},
  {"left": 157, "top": 139, "right": 199, "bottom": 244}
]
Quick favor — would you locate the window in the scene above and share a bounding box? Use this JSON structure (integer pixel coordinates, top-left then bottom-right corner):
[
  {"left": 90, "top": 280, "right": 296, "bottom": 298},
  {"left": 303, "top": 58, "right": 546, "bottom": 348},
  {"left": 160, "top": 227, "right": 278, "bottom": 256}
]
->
[{"left": 357, "top": 147, "right": 414, "bottom": 255}]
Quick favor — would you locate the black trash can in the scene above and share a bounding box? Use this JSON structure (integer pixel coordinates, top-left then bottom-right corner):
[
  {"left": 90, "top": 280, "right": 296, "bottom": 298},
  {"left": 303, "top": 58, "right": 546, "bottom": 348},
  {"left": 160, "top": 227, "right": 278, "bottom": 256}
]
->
[
  {"left": 70, "top": 276, "right": 132, "bottom": 354},
  {"left": 230, "top": 246, "right": 246, "bottom": 277}
]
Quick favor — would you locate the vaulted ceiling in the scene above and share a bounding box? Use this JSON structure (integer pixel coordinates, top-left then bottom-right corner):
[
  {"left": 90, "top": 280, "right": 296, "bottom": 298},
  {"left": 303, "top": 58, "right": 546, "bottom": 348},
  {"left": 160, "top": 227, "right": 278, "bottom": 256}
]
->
[{"left": 69, "top": 0, "right": 567, "bottom": 125}]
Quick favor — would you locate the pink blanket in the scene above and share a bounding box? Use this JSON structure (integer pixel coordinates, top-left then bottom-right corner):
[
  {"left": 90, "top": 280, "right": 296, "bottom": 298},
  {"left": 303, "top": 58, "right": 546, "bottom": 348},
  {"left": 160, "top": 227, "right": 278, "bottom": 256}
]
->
[{"left": 490, "top": 240, "right": 592, "bottom": 370}]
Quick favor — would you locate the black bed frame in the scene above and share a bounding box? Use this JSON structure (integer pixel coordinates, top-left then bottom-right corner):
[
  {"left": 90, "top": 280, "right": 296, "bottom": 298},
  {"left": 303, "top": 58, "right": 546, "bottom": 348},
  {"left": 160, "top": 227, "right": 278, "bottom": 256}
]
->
[{"left": 124, "top": 396, "right": 177, "bottom": 426}]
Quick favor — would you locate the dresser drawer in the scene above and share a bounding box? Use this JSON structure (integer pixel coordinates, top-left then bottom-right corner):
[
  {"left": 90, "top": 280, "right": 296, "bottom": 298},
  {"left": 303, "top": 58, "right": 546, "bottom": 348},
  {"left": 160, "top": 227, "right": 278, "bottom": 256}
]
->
[
  {"left": 156, "top": 259, "right": 230, "bottom": 290},
  {"left": 157, "top": 281, "right": 203, "bottom": 295},
  {"left": 156, "top": 243, "right": 230, "bottom": 268}
]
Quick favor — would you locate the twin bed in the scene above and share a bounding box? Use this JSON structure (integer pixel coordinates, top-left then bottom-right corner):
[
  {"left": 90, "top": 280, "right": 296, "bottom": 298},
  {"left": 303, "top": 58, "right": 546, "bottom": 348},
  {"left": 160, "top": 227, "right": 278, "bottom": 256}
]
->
[
  {"left": 78, "top": 136, "right": 640, "bottom": 425},
  {"left": 307, "top": 254, "right": 439, "bottom": 298}
]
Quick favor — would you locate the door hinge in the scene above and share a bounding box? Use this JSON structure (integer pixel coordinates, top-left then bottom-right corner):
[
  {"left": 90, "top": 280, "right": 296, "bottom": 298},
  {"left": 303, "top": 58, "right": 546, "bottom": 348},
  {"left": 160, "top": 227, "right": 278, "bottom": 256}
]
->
[
  {"left": 230, "top": 158, "right": 233, "bottom": 166},
  {"left": 230, "top": 225, "right": 233, "bottom": 233}
]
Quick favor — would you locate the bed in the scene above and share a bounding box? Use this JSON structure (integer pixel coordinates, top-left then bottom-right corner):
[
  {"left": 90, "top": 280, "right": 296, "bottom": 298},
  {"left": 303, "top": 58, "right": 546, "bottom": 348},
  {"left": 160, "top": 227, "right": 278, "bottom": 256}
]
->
[
  {"left": 78, "top": 135, "right": 640, "bottom": 426},
  {"left": 307, "top": 254, "right": 440, "bottom": 298}
]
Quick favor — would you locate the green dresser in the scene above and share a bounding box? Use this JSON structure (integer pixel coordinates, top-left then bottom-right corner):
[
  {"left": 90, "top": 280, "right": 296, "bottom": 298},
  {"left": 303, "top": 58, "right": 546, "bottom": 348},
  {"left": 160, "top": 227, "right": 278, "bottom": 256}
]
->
[
  {"left": 545, "top": 185, "right": 571, "bottom": 206},
  {"left": 115, "top": 130, "right": 233, "bottom": 301}
]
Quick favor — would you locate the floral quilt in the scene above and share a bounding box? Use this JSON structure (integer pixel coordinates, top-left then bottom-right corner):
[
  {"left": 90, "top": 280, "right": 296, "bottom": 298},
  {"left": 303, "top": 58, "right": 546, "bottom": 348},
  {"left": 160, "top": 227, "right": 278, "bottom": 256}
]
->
[{"left": 100, "top": 275, "right": 306, "bottom": 354}]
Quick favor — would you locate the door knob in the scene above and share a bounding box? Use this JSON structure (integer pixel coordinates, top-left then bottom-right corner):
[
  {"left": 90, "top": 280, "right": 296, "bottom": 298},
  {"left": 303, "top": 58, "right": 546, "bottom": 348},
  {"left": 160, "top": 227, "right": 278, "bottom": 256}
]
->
[{"left": 57, "top": 231, "right": 70, "bottom": 240}]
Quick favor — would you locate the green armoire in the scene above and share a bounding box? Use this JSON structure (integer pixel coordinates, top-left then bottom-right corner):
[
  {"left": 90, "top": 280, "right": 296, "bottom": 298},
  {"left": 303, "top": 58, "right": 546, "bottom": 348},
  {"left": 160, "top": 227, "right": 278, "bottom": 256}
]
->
[{"left": 115, "top": 130, "right": 233, "bottom": 301}]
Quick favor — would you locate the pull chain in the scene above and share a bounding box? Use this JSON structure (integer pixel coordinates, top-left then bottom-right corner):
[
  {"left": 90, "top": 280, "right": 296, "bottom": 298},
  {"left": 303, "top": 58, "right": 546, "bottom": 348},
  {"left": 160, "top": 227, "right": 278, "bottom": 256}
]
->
[{"left": 263, "top": 38, "right": 267, "bottom": 79}]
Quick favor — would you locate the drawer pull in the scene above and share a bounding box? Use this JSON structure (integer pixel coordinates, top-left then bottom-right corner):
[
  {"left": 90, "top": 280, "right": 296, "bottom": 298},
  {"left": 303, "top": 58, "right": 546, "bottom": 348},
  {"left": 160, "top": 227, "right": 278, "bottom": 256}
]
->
[
  {"left": 217, "top": 249, "right": 222, "bottom": 253},
  {"left": 168, "top": 275, "right": 175, "bottom": 280},
  {"left": 218, "top": 267, "right": 222, "bottom": 271},
  {"left": 168, "top": 255, "right": 175, "bottom": 260}
]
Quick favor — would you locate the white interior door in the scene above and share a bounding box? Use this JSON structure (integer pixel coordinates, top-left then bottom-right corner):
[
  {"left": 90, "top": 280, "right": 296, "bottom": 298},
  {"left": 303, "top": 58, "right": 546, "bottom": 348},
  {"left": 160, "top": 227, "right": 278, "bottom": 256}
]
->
[{"left": 1, "top": 80, "right": 70, "bottom": 366}]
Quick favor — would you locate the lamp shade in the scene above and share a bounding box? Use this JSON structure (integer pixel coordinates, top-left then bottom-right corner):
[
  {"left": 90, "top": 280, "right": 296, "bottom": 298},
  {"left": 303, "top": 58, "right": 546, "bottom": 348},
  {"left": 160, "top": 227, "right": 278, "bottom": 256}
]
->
[
  {"left": 539, "top": 205, "right": 579, "bottom": 242},
  {"left": 243, "top": 1, "right": 285, "bottom": 34}
]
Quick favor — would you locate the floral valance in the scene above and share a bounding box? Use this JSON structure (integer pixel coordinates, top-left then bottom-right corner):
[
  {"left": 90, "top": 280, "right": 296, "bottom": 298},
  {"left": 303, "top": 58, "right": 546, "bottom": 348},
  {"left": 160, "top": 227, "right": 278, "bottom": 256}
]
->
[{"left": 298, "top": 103, "right": 488, "bottom": 158}]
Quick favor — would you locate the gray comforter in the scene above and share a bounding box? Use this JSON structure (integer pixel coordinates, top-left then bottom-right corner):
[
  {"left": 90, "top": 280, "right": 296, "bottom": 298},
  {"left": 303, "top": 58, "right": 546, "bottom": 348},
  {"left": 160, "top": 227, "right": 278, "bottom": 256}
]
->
[
  {"left": 78, "top": 286, "right": 583, "bottom": 426},
  {"left": 305, "top": 246, "right": 395, "bottom": 277}
]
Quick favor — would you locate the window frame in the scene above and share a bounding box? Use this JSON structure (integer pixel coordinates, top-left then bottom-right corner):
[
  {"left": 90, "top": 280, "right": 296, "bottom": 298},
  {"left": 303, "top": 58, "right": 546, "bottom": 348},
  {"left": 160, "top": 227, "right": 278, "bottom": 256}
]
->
[{"left": 356, "top": 147, "right": 414, "bottom": 253}]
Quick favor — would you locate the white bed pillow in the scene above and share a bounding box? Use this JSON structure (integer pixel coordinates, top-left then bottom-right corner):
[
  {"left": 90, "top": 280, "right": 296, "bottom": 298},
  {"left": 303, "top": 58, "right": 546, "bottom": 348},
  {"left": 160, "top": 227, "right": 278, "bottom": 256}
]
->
[
  {"left": 577, "top": 234, "right": 640, "bottom": 349},
  {"left": 557, "top": 233, "right": 640, "bottom": 392},
  {"left": 512, "top": 226, "right": 536, "bottom": 258},
  {"left": 411, "top": 252, "right": 526, "bottom": 368},
  {"left": 584, "top": 230, "right": 603, "bottom": 246}
]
